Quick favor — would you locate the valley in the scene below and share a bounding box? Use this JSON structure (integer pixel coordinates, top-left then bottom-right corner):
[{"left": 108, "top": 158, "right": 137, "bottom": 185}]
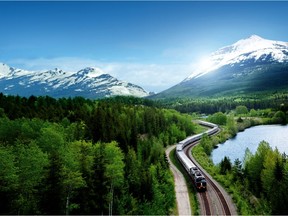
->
[{"left": 1, "top": 1, "right": 288, "bottom": 215}]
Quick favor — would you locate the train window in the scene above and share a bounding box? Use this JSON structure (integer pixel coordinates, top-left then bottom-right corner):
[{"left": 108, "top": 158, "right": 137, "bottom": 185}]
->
[
  {"left": 192, "top": 167, "right": 198, "bottom": 171},
  {"left": 196, "top": 177, "right": 205, "bottom": 182},
  {"left": 190, "top": 167, "right": 198, "bottom": 175}
]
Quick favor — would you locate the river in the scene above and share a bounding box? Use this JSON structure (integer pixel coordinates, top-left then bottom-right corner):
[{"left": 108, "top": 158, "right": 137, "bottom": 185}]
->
[{"left": 211, "top": 124, "right": 288, "bottom": 165}]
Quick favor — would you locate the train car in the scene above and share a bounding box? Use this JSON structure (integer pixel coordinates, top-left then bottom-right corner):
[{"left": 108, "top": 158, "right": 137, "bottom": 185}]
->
[
  {"left": 176, "top": 144, "right": 183, "bottom": 152},
  {"left": 179, "top": 120, "right": 219, "bottom": 149},
  {"left": 176, "top": 150, "right": 207, "bottom": 191},
  {"left": 197, "top": 120, "right": 218, "bottom": 128},
  {"left": 205, "top": 127, "right": 218, "bottom": 136},
  {"left": 180, "top": 133, "right": 202, "bottom": 148},
  {"left": 176, "top": 151, "right": 194, "bottom": 173}
]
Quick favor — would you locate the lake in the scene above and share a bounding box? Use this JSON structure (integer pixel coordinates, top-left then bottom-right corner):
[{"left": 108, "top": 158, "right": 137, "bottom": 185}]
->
[{"left": 211, "top": 124, "right": 288, "bottom": 165}]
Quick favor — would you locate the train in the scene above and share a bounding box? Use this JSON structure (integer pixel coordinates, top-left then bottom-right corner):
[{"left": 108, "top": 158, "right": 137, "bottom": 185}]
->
[{"left": 175, "top": 120, "right": 219, "bottom": 192}]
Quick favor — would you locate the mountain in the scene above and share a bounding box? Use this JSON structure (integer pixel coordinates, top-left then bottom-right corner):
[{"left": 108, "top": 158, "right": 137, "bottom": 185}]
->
[
  {"left": 152, "top": 35, "right": 288, "bottom": 98},
  {"left": 0, "top": 63, "right": 149, "bottom": 98}
]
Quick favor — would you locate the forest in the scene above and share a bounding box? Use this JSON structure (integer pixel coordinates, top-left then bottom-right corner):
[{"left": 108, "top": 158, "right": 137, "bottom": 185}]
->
[
  {"left": 1, "top": 92, "right": 288, "bottom": 215},
  {"left": 158, "top": 92, "right": 288, "bottom": 114},
  {"left": 0, "top": 93, "right": 196, "bottom": 215}
]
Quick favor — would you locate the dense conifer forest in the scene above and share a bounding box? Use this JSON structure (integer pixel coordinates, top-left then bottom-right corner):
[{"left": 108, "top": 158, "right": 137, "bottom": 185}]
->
[
  {"left": 0, "top": 93, "right": 196, "bottom": 215},
  {"left": 157, "top": 92, "right": 288, "bottom": 114}
]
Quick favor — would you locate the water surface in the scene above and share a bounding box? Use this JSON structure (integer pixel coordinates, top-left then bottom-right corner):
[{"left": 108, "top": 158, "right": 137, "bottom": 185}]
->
[{"left": 211, "top": 125, "right": 288, "bottom": 164}]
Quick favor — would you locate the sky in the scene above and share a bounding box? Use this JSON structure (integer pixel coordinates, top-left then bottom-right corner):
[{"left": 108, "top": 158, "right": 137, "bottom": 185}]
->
[{"left": 0, "top": 1, "right": 288, "bottom": 93}]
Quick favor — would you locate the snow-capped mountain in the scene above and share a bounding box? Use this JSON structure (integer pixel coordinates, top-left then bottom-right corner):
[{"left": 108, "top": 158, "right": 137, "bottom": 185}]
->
[
  {"left": 185, "top": 35, "right": 288, "bottom": 81},
  {"left": 0, "top": 63, "right": 149, "bottom": 98},
  {"left": 152, "top": 35, "right": 288, "bottom": 98}
]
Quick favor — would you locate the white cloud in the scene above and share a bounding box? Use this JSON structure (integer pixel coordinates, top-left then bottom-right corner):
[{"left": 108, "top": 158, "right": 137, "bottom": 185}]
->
[
  {"left": 102, "top": 63, "right": 194, "bottom": 93},
  {"left": 8, "top": 57, "right": 98, "bottom": 72},
  {"left": 8, "top": 57, "right": 194, "bottom": 93}
]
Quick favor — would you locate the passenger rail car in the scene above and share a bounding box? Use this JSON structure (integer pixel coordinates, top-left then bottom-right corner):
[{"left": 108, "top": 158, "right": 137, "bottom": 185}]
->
[{"left": 175, "top": 120, "right": 219, "bottom": 192}]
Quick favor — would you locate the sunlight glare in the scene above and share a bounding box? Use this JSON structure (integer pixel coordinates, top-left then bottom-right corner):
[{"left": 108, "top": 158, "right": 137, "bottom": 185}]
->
[{"left": 197, "top": 57, "right": 215, "bottom": 71}]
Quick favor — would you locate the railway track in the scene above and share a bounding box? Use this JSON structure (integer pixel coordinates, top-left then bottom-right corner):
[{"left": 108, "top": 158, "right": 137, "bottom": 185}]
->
[
  {"left": 183, "top": 125, "right": 237, "bottom": 215},
  {"left": 199, "top": 191, "right": 211, "bottom": 215}
]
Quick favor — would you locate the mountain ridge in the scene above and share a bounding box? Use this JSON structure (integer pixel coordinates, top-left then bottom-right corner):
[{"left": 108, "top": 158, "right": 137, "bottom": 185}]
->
[{"left": 0, "top": 63, "right": 149, "bottom": 99}]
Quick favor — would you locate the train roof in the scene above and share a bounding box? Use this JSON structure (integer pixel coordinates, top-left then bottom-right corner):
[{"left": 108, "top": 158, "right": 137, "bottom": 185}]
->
[
  {"left": 176, "top": 144, "right": 183, "bottom": 151},
  {"left": 177, "top": 151, "right": 196, "bottom": 169},
  {"left": 197, "top": 120, "right": 218, "bottom": 128},
  {"left": 179, "top": 134, "right": 199, "bottom": 144}
]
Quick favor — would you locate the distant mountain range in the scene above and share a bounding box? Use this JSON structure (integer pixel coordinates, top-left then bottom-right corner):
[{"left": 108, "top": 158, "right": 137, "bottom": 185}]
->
[
  {"left": 0, "top": 63, "right": 149, "bottom": 98},
  {"left": 2, "top": 35, "right": 288, "bottom": 100},
  {"left": 152, "top": 35, "right": 288, "bottom": 99}
]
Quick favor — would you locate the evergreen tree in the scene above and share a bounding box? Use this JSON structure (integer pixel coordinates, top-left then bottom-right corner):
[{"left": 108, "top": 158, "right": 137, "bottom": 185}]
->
[
  {"left": 220, "top": 156, "right": 232, "bottom": 175},
  {"left": 40, "top": 152, "right": 65, "bottom": 214}
]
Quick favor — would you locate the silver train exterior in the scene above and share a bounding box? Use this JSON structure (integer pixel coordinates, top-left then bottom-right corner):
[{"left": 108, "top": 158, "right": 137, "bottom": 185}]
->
[{"left": 175, "top": 120, "right": 218, "bottom": 191}]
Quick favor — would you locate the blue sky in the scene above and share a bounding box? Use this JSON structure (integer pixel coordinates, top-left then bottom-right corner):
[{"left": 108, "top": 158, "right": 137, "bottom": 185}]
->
[{"left": 1, "top": 1, "right": 288, "bottom": 92}]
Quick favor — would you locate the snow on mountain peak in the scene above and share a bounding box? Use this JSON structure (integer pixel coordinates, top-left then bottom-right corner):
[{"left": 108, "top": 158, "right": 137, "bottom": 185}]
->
[
  {"left": 230, "top": 34, "right": 283, "bottom": 54},
  {"left": 0, "top": 63, "right": 32, "bottom": 78},
  {"left": 185, "top": 35, "right": 288, "bottom": 81},
  {"left": 77, "top": 67, "right": 105, "bottom": 78},
  {"left": 0, "top": 63, "right": 11, "bottom": 77},
  {"left": 232, "top": 35, "right": 264, "bottom": 48},
  {"left": 248, "top": 34, "right": 263, "bottom": 40}
]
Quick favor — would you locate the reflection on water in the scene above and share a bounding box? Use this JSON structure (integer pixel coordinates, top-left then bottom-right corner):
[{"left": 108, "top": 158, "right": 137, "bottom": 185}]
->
[{"left": 211, "top": 125, "right": 288, "bottom": 165}]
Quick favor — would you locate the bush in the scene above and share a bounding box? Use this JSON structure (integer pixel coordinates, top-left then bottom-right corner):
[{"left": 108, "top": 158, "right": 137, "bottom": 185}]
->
[
  {"left": 272, "top": 111, "right": 286, "bottom": 124},
  {"left": 207, "top": 112, "right": 227, "bottom": 125},
  {"left": 236, "top": 106, "right": 248, "bottom": 115}
]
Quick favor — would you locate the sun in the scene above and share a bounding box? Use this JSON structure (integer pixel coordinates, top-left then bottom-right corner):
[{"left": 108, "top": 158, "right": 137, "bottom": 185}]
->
[{"left": 197, "top": 57, "right": 215, "bottom": 72}]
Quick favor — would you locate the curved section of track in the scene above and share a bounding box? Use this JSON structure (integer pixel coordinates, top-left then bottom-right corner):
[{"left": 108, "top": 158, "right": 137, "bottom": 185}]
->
[{"left": 183, "top": 122, "right": 237, "bottom": 215}]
